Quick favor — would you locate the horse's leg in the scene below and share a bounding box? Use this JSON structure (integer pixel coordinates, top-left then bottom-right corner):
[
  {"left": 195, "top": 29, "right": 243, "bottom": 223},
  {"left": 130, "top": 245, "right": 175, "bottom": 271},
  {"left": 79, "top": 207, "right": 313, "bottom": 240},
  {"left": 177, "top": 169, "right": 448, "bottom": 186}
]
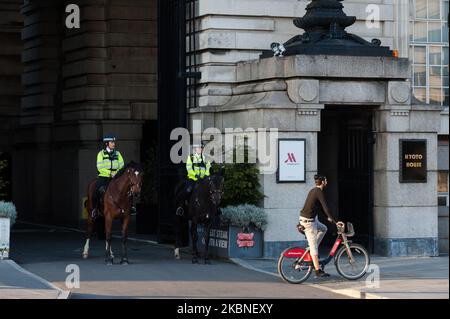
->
[
  {"left": 104, "top": 214, "right": 114, "bottom": 265},
  {"left": 174, "top": 214, "right": 183, "bottom": 259},
  {"left": 82, "top": 216, "right": 94, "bottom": 259},
  {"left": 190, "top": 222, "right": 199, "bottom": 264},
  {"left": 120, "top": 214, "right": 130, "bottom": 265},
  {"left": 204, "top": 221, "right": 212, "bottom": 265}
]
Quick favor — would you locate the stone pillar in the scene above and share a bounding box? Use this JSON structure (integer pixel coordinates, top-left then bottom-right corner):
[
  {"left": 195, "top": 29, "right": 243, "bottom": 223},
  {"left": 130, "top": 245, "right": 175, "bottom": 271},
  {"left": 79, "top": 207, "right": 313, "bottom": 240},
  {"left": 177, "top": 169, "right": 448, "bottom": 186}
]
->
[
  {"left": 262, "top": 79, "right": 325, "bottom": 257},
  {"left": 0, "top": 0, "right": 22, "bottom": 151},
  {"left": 373, "top": 81, "right": 441, "bottom": 256},
  {"left": 13, "top": 1, "right": 64, "bottom": 222}
]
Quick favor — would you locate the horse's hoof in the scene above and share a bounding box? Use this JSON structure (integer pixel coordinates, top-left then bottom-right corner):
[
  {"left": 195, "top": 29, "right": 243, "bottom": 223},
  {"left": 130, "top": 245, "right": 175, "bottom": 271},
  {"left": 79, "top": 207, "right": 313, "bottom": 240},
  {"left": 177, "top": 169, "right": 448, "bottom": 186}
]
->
[
  {"left": 106, "top": 259, "right": 113, "bottom": 266},
  {"left": 174, "top": 248, "right": 180, "bottom": 260},
  {"left": 204, "top": 259, "right": 211, "bottom": 265},
  {"left": 82, "top": 254, "right": 88, "bottom": 259},
  {"left": 192, "top": 258, "right": 198, "bottom": 264},
  {"left": 120, "top": 259, "right": 129, "bottom": 265}
]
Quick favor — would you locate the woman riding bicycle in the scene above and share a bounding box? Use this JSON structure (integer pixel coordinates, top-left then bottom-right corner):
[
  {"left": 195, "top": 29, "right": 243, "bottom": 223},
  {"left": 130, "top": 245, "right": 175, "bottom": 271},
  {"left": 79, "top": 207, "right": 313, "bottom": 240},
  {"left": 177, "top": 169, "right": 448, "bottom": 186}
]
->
[{"left": 299, "top": 174, "right": 339, "bottom": 278}]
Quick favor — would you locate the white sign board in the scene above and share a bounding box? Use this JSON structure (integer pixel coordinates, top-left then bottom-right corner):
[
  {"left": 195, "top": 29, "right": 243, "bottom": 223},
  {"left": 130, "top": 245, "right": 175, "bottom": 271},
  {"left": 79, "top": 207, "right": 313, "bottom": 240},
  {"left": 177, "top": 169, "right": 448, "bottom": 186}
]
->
[
  {"left": 0, "top": 218, "right": 10, "bottom": 259},
  {"left": 277, "top": 139, "right": 306, "bottom": 182}
]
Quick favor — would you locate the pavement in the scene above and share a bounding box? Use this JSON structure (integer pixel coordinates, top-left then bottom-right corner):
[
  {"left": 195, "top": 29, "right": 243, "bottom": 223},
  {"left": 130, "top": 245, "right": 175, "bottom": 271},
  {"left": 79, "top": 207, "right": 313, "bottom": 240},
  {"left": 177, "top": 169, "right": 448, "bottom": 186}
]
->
[
  {"left": 0, "top": 259, "right": 70, "bottom": 299},
  {"left": 231, "top": 255, "right": 449, "bottom": 299},
  {"left": 2, "top": 222, "right": 448, "bottom": 299},
  {"left": 4, "top": 223, "right": 346, "bottom": 299}
]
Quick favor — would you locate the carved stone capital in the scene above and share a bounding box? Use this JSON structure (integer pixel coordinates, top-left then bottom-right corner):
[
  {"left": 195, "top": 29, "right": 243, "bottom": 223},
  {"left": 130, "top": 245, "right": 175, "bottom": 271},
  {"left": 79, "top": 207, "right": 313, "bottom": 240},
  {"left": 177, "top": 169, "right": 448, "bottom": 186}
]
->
[
  {"left": 388, "top": 81, "right": 411, "bottom": 105},
  {"left": 286, "top": 79, "right": 319, "bottom": 104}
]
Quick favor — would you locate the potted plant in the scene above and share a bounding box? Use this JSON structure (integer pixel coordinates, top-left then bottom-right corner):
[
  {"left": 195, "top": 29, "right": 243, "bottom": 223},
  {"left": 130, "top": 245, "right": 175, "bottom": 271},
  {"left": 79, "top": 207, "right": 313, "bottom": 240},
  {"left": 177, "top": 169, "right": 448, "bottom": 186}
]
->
[
  {"left": 0, "top": 201, "right": 17, "bottom": 259},
  {"left": 220, "top": 204, "right": 267, "bottom": 258}
]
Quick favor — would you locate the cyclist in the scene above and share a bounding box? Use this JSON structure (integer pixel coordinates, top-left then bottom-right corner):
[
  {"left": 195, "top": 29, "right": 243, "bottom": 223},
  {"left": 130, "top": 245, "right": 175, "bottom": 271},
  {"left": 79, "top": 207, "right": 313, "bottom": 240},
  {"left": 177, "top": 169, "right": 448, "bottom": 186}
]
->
[{"left": 299, "top": 174, "right": 338, "bottom": 278}]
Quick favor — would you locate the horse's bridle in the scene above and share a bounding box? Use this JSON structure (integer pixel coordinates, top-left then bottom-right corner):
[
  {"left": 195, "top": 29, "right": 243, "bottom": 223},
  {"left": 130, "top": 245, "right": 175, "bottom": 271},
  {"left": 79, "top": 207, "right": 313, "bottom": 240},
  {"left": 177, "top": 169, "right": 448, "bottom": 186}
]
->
[
  {"left": 127, "top": 168, "right": 142, "bottom": 197},
  {"left": 208, "top": 177, "right": 223, "bottom": 204},
  {"left": 109, "top": 168, "right": 141, "bottom": 215}
]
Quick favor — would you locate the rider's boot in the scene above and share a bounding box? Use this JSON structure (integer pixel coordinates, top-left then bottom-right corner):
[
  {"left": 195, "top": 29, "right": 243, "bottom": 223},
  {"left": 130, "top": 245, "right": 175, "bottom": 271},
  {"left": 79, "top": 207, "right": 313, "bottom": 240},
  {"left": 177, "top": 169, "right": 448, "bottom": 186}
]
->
[
  {"left": 314, "top": 268, "right": 330, "bottom": 278},
  {"left": 175, "top": 206, "right": 184, "bottom": 217}
]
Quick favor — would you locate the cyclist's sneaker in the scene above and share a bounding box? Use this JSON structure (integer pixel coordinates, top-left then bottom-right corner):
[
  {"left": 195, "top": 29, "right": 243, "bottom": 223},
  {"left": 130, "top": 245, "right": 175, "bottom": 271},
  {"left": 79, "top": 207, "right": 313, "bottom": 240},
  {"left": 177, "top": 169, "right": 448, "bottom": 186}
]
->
[{"left": 314, "top": 269, "right": 330, "bottom": 278}]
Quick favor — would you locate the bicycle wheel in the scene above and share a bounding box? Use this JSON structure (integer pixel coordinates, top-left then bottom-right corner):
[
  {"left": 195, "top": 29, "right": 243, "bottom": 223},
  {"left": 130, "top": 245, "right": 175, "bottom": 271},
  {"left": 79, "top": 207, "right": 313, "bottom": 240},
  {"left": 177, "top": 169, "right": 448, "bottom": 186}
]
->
[
  {"left": 277, "top": 248, "right": 313, "bottom": 284},
  {"left": 335, "top": 243, "right": 370, "bottom": 280}
]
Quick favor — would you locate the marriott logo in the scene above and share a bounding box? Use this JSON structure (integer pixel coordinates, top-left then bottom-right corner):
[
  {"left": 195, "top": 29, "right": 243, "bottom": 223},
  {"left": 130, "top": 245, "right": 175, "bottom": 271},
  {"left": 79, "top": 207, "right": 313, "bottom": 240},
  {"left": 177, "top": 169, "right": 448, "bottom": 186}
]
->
[{"left": 284, "top": 153, "right": 297, "bottom": 163}]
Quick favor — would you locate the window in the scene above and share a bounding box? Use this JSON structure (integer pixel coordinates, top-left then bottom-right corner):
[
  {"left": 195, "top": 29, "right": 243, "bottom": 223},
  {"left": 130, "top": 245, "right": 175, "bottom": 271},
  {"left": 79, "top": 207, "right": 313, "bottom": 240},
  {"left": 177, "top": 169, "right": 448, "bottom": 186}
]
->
[
  {"left": 410, "top": 0, "right": 449, "bottom": 106},
  {"left": 438, "top": 171, "right": 449, "bottom": 206},
  {"left": 438, "top": 136, "right": 449, "bottom": 207}
]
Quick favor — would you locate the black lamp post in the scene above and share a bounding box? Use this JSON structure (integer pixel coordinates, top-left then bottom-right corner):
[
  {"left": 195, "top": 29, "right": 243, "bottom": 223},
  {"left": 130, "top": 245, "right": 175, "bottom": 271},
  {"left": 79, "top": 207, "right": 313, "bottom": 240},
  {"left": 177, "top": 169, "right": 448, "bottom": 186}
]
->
[{"left": 261, "top": 0, "right": 394, "bottom": 58}]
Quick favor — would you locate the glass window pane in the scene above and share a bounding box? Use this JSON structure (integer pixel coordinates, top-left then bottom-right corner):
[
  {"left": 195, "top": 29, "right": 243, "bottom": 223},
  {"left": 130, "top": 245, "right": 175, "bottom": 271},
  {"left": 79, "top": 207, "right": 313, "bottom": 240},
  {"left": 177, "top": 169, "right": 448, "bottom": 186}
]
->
[
  {"left": 430, "top": 66, "right": 442, "bottom": 86},
  {"left": 443, "top": 66, "right": 449, "bottom": 76},
  {"left": 409, "top": 22, "right": 413, "bottom": 42},
  {"left": 443, "top": 23, "right": 449, "bottom": 42},
  {"left": 414, "top": 22, "right": 427, "bottom": 42},
  {"left": 438, "top": 196, "right": 448, "bottom": 206},
  {"left": 444, "top": 1, "right": 449, "bottom": 21},
  {"left": 413, "top": 87, "right": 427, "bottom": 101},
  {"left": 415, "top": 0, "right": 427, "bottom": 18},
  {"left": 430, "top": 88, "right": 443, "bottom": 103},
  {"left": 438, "top": 171, "right": 449, "bottom": 193},
  {"left": 414, "top": 66, "right": 427, "bottom": 86},
  {"left": 428, "top": 22, "right": 442, "bottom": 42},
  {"left": 428, "top": 0, "right": 441, "bottom": 18},
  {"left": 444, "top": 75, "right": 449, "bottom": 87},
  {"left": 444, "top": 87, "right": 449, "bottom": 105},
  {"left": 414, "top": 46, "right": 427, "bottom": 64},
  {"left": 429, "top": 46, "right": 442, "bottom": 64},
  {"left": 444, "top": 47, "right": 449, "bottom": 65}
]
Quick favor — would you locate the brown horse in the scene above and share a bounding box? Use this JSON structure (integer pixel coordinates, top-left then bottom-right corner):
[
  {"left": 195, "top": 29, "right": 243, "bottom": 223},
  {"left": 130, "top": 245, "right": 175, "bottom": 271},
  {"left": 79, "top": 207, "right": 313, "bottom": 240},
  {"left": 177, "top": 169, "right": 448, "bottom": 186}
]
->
[{"left": 82, "top": 161, "right": 143, "bottom": 265}]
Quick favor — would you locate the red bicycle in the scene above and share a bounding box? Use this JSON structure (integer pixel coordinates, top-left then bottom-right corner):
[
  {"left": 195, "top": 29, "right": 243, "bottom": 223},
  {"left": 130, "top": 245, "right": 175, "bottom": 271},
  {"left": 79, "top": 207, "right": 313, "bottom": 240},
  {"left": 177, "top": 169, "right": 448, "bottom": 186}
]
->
[{"left": 278, "top": 221, "right": 370, "bottom": 284}]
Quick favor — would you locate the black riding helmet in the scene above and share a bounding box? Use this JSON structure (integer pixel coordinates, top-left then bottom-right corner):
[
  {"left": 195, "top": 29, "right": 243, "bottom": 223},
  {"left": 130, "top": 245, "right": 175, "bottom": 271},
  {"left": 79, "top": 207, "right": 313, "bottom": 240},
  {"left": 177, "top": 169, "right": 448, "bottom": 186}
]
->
[{"left": 314, "top": 174, "right": 327, "bottom": 182}]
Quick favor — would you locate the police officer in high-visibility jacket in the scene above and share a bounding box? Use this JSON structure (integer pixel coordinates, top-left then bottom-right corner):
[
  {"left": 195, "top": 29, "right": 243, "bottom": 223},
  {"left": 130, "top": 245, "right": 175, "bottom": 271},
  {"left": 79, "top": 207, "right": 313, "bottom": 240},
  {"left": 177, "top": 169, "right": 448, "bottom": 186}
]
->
[
  {"left": 175, "top": 143, "right": 211, "bottom": 216},
  {"left": 91, "top": 135, "right": 125, "bottom": 218}
]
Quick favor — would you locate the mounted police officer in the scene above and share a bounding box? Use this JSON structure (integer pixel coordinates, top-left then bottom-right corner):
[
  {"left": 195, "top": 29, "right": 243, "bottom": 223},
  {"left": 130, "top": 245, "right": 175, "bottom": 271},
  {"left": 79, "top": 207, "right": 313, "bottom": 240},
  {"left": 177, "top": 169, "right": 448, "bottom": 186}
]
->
[
  {"left": 91, "top": 135, "right": 125, "bottom": 218},
  {"left": 175, "top": 143, "right": 211, "bottom": 216}
]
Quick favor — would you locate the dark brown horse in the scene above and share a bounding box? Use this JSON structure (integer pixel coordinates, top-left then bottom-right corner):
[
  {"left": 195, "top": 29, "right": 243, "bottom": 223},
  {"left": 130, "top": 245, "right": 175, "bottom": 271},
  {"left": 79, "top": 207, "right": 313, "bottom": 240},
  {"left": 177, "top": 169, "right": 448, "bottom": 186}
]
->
[
  {"left": 174, "top": 172, "right": 224, "bottom": 264},
  {"left": 83, "top": 161, "right": 143, "bottom": 265}
]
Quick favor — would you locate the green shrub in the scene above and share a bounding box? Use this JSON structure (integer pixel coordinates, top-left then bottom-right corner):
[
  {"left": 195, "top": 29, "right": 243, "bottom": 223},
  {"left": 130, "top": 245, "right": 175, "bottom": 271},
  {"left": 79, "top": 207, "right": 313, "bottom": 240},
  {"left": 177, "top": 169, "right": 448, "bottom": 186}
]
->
[
  {"left": 0, "top": 201, "right": 17, "bottom": 226},
  {"left": 220, "top": 204, "right": 268, "bottom": 231},
  {"left": 212, "top": 145, "right": 264, "bottom": 207}
]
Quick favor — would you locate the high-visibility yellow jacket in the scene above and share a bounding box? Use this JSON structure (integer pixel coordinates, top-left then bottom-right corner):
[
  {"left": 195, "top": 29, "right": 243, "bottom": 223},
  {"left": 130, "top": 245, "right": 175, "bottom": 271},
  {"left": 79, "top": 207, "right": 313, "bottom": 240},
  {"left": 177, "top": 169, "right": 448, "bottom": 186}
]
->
[
  {"left": 97, "top": 149, "right": 124, "bottom": 178},
  {"left": 186, "top": 153, "right": 211, "bottom": 181}
]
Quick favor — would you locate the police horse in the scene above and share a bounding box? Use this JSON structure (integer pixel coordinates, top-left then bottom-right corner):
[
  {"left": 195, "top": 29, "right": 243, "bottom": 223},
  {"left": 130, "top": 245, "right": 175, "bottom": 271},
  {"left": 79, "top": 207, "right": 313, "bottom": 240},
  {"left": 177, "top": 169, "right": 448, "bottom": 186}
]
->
[
  {"left": 83, "top": 162, "right": 143, "bottom": 265},
  {"left": 174, "top": 171, "right": 224, "bottom": 264}
]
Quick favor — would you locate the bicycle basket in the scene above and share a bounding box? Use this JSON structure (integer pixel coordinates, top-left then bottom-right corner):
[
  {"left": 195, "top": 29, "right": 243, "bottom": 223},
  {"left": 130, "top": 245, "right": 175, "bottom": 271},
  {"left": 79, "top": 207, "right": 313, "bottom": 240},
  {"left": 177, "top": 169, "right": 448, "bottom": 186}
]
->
[{"left": 345, "top": 222, "right": 355, "bottom": 237}]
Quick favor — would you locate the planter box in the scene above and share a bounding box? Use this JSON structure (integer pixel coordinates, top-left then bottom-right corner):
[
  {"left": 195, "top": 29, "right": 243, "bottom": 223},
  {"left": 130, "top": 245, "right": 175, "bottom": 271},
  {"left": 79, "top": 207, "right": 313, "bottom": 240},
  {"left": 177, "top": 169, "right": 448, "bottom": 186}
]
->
[
  {"left": 196, "top": 219, "right": 263, "bottom": 258},
  {"left": 0, "top": 217, "right": 10, "bottom": 259}
]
